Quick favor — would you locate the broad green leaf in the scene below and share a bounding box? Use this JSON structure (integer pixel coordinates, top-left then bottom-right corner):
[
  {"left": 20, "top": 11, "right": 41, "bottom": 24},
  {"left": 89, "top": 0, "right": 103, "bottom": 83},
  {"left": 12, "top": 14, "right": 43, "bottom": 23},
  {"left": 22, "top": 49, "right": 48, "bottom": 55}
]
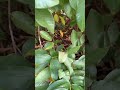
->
[
  {"left": 108, "top": 22, "right": 119, "bottom": 44},
  {"left": 80, "top": 34, "right": 85, "bottom": 45},
  {"left": 44, "top": 42, "right": 54, "bottom": 50},
  {"left": 76, "top": 0, "right": 85, "bottom": 32},
  {"left": 64, "top": 3, "right": 73, "bottom": 18},
  {"left": 103, "top": 0, "right": 120, "bottom": 14},
  {"left": 91, "top": 81, "right": 120, "bottom": 90},
  {"left": 47, "top": 79, "right": 70, "bottom": 90},
  {"left": 59, "top": 52, "right": 68, "bottom": 63},
  {"left": 35, "top": 0, "right": 59, "bottom": 9},
  {"left": 64, "top": 58, "right": 74, "bottom": 75},
  {"left": 69, "top": 0, "right": 77, "bottom": 9},
  {"left": 35, "top": 82, "right": 49, "bottom": 90},
  {"left": 50, "top": 59, "right": 61, "bottom": 80},
  {"left": 0, "top": 66, "right": 34, "bottom": 90},
  {"left": 50, "top": 49, "right": 58, "bottom": 57},
  {"left": 73, "top": 55, "right": 85, "bottom": 69},
  {"left": 104, "top": 69, "right": 120, "bottom": 82},
  {"left": 67, "top": 46, "right": 80, "bottom": 54},
  {"left": 0, "top": 54, "right": 31, "bottom": 67},
  {"left": 35, "top": 49, "right": 48, "bottom": 55},
  {"left": 86, "top": 48, "right": 109, "bottom": 65},
  {"left": 86, "top": 9, "right": 104, "bottom": 48},
  {"left": 35, "top": 67, "right": 50, "bottom": 84},
  {"left": 22, "top": 38, "right": 34, "bottom": 57},
  {"left": 73, "top": 70, "right": 85, "bottom": 76},
  {"left": 71, "top": 30, "right": 78, "bottom": 46},
  {"left": 35, "top": 9, "right": 55, "bottom": 34},
  {"left": 40, "top": 31, "right": 52, "bottom": 41},
  {"left": 35, "top": 54, "right": 51, "bottom": 66},
  {"left": 35, "top": 53, "right": 51, "bottom": 74},
  {"left": 72, "top": 84, "right": 84, "bottom": 90},
  {"left": 59, "top": 54, "right": 73, "bottom": 76},
  {"left": 58, "top": 69, "right": 66, "bottom": 79},
  {"left": 11, "top": 11, "right": 34, "bottom": 35},
  {"left": 71, "top": 76, "right": 84, "bottom": 86}
]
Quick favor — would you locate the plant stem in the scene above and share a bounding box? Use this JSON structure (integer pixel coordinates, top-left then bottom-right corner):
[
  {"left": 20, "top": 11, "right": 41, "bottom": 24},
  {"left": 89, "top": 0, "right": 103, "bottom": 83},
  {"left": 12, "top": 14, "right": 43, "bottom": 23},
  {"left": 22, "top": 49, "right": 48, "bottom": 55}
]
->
[
  {"left": 8, "top": 0, "right": 17, "bottom": 53},
  {"left": 38, "top": 26, "right": 43, "bottom": 48}
]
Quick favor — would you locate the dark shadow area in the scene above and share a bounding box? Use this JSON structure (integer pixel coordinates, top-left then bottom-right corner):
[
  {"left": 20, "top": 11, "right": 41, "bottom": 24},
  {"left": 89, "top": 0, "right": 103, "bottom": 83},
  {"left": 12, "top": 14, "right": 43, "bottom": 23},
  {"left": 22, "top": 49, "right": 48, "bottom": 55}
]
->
[
  {"left": 0, "top": 0, "right": 34, "bottom": 90},
  {"left": 86, "top": 0, "right": 120, "bottom": 90}
]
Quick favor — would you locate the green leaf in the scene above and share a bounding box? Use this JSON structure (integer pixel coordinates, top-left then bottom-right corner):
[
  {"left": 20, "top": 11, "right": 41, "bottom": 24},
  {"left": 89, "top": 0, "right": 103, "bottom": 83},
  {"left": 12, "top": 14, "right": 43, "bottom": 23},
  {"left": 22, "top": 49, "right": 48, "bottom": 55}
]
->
[
  {"left": 11, "top": 11, "right": 34, "bottom": 35},
  {"left": 50, "top": 59, "right": 61, "bottom": 80},
  {"left": 40, "top": 31, "right": 52, "bottom": 41},
  {"left": 71, "top": 76, "right": 84, "bottom": 86},
  {"left": 35, "top": 0, "right": 59, "bottom": 9},
  {"left": 22, "top": 38, "right": 34, "bottom": 57},
  {"left": 104, "top": 69, "right": 120, "bottom": 82},
  {"left": 67, "top": 46, "right": 80, "bottom": 54},
  {"left": 35, "top": 9, "right": 55, "bottom": 34},
  {"left": 72, "top": 84, "right": 84, "bottom": 90},
  {"left": 0, "top": 54, "right": 31, "bottom": 67},
  {"left": 35, "top": 53, "right": 51, "bottom": 75},
  {"left": 44, "top": 42, "right": 54, "bottom": 50},
  {"left": 59, "top": 52, "right": 74, "bottom": 75},
  {"left": 47, "top": 79, "right": 70, "bottom": 90},
  {"left": 64, "top": 3, "right": 73, "bottom": 18},
  {"left": 71, "top": 30, "right": 78, "bottom": 46},
  {"left": 35, "top": 82, "right": 49, "bottom": 90},
  {"left": 0, "top": 66, "right": 34, "bottom": 90},
  {"left": 59, "top": 52, "right": 68, "bottom": 63},
  {"left": 107, "top": 22, "right": 120, "bottom": 44},
  {"left": 69, "top": 0, "right": 77, "bottom": 9},
  {"left": 86, "top": 9, "right": 104, "bottom": 48},
  {"left": 103, "top": 0, "right": 120, "bottom": 14},
  {"left": 76, "top": 0, "right": 85, "bottom": 32},
  {"left": 73, "top": 55, "right": 85, "bottom": 70},
  {"left": 64, "top": 58, "right": 74, "bottom": 75},
  {"left": 86, "top": 47, "right": 109, "bottom": 65},
  {"left": 35, "top": 67, "right": 51, "bottom": 84}
]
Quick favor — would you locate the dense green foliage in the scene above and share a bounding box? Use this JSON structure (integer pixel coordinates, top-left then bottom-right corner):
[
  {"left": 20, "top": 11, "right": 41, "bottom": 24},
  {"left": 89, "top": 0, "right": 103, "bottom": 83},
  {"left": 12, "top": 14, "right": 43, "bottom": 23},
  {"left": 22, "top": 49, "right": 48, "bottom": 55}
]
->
[
  {"left": 35, "top": 0, "right": 85, "bottom": 90},
  {"left": 0, "top": 0, "right": 34, "bottom": 90},
  {"left": 86, "top": 0, "right": 120, "bottom": 90}
]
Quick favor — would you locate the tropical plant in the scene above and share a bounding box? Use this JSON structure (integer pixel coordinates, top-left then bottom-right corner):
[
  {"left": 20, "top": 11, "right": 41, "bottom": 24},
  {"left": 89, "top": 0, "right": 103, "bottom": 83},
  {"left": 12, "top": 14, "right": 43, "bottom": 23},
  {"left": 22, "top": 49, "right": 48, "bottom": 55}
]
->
[
  {"left": 86, "top": 0, "right": 120, "bottom": 90},
  {"left": 35, "top": 0, "right": 85, "bottom": 90},
  {"left": 0, "top": 0, "right": 34, "bottom": 89}
]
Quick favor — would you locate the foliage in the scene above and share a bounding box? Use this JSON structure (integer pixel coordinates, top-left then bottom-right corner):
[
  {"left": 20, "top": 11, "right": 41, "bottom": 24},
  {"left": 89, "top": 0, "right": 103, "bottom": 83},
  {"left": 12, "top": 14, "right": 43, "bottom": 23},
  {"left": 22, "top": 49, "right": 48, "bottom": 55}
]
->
[
  {"left": 0, "top": 0, "right": 34, "bottom": 90},
  {"left": 35, "top": 0, "right": 85, "bottom": 90},
  {"left": 86, "top": 0, "right": 120, "bottom": 90}
]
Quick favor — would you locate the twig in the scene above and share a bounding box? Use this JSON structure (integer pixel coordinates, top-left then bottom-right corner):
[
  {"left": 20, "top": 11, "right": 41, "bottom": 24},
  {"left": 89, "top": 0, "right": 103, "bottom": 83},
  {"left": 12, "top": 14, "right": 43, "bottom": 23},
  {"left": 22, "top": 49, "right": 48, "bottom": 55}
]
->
[
  {"left": 8, "top": 0, "right": 17, "bottom": 53},
  {"left": 38, "top": 26, "right": 43, "bottom": 48}
]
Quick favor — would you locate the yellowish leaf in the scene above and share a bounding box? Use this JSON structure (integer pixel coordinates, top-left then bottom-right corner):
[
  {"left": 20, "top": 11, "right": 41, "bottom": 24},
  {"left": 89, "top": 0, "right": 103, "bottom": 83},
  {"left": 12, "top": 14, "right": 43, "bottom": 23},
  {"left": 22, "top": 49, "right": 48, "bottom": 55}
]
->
[
  {"left": 60, "top": 16, "right": 65, "bottom": 25},
  {"left": 54, "top": 14, "right": 59, "bottom": 22},
  {"left": 59, "top": 30, "right": 64, "bottom": 37}
]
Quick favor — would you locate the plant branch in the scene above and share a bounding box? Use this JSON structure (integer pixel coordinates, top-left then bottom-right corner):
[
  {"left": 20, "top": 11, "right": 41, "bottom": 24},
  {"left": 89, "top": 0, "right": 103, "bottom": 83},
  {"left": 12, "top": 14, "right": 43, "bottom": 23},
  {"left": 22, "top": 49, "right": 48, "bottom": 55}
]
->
[
  {"left": 8, "top": 0, "right": 17, "bottom": 53},
  {"left": 38, "top": 26, "right": 43, "bottom": 48}
]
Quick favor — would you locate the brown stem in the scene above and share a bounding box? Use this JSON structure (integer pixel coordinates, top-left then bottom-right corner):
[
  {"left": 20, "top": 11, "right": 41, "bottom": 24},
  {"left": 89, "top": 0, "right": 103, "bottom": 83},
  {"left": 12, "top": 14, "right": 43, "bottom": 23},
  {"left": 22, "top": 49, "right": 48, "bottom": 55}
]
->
[
  {"left": 38, "top": 26, "right": 43, "bottom": 48},
  {"left": 8, "top": 0, "right": 17, "bottom": 53}
]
